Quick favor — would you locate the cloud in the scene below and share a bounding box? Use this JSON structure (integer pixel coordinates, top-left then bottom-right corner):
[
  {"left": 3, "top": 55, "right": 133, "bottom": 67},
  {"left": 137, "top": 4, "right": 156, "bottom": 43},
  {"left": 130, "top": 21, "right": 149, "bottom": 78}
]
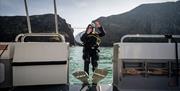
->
[
  {"left": 75, "top": 1, "right": 88, "bottom": 8},
  {"left": 0, "top": 0, "right": 25, "bottom": 15}
]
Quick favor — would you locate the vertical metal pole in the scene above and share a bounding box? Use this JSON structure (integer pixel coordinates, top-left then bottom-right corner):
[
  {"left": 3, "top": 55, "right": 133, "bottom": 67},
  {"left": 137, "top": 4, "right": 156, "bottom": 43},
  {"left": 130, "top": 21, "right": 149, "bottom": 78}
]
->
[
  {"left": 54, "top": 0, "right": 59, "bottom": 34},
  {"left": 144, "top": 61, "right": 148, "bottom": 77},
  {"left": 175, "top": 41, "right": 179, "bottom": 86},
  {"left": 168, "top": 61, "right": 172, "bottom": 77},
  {"left": 24, "top": 0, "right": 32, "bottom": 33},
  {"left": 168, "top": 39, "right": 171, "bottom": 43}
]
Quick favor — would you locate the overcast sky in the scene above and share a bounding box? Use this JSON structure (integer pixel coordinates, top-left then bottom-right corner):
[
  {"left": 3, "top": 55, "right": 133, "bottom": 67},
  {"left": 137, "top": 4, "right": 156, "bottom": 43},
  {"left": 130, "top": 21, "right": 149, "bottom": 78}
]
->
[{"left": 0, "top": 0, "right": 178, "bottom": 35}]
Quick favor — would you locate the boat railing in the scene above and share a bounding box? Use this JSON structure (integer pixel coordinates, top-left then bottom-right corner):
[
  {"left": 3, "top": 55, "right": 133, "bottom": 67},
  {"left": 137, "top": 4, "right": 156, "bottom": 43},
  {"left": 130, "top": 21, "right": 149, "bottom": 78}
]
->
[
  {"left": 120, "top": 34, "right": 180, "bottom": 43},
  {"left": 113, "top": 34, "right": 180, "bottom": 90},
  {"left": 15, "top": 33, "right": 65, "bottom": 42},
  {"left": 15, "top": 0, "right": 65, "bottom": 43}
]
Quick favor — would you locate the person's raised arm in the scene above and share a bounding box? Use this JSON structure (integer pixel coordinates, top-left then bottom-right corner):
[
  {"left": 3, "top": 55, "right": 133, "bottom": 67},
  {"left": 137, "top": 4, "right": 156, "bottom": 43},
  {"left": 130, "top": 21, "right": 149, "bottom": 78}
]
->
[{"left": 95, "top": 21, "right": 106, "bottom": 37}]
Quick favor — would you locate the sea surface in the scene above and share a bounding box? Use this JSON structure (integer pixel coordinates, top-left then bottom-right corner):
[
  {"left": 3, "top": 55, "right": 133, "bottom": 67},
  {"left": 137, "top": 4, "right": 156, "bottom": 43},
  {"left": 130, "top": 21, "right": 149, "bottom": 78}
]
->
[{"left": 69, "top": 46, "right": 113, "bottom": 84}]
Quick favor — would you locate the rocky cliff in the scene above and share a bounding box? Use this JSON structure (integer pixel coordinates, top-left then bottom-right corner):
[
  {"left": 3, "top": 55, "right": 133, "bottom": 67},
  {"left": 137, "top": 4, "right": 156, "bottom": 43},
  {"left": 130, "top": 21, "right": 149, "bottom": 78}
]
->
[
  {"left": 95, "top": 1, "right": 180, "bottom": 46},
  {"left": 0, "top": 14, "right": 75, "bottom": 45}
]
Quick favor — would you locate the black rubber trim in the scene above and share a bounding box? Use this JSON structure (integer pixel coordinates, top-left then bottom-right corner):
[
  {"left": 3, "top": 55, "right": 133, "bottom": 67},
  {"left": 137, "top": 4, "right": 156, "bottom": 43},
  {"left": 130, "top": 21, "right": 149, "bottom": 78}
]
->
[{"left": 12, "top": 61, "right": 67, "bottom": 66}]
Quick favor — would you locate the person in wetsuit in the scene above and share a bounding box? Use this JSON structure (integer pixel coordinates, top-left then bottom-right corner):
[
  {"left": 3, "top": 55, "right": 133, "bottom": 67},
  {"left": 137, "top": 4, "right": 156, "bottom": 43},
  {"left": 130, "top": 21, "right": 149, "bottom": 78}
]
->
[{"left": 80, "top": 21, "right": 106, "bottom": 75}]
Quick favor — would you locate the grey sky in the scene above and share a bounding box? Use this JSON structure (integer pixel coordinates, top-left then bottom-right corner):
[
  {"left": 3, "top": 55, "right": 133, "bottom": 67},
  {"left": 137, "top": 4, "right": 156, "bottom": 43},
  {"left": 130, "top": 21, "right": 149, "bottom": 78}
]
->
[{"left": 0, "top": 0, "right": 178, "bottom": 35}]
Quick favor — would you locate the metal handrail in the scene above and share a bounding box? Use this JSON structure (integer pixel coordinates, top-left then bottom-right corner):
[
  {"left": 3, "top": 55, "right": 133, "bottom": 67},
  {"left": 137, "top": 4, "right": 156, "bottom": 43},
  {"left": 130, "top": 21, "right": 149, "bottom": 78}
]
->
[
  {"left": 23, "top": 0, "right": 60, "bottom": 34},
  {"left": 120, "top": 34, "right": 180, "bottom": 43},
  {"left": 15, "top": 34, "right": 25, "bottom": 42},
  {"left": 21, "top": 33, "right": 65, "bottom": 42},
  {"left": 54, "top": 0, "right": 59, "bottom": 34},
  {"left": 17, "top": 0, "right": 65, "bottom": 43},
  {"left": 24, "top": 0, "right": 31, "bottom": 33},
  {"left": 15, "top": 33, "right": 65, "bottom": 42}
]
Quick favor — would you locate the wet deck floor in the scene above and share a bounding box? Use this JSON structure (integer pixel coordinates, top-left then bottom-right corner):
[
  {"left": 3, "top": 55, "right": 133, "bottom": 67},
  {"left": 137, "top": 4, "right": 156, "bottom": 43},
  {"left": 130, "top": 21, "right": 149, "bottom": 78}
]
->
[
  {"left": 11, "top": 84, "right": 118, "bottom": 91},
  {"left": 1, "top": 84, "right": 180, "bottom": 91}
]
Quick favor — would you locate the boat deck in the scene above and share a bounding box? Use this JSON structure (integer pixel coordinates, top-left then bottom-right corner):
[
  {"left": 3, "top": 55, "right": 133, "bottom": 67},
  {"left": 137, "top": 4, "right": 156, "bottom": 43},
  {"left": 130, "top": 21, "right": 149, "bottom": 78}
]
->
[
  {"left": 9, "top": 84, "right": 118, "bottom": 91},
  {"left": 1, "top": 84, "right": 180, "bottom": 91}
]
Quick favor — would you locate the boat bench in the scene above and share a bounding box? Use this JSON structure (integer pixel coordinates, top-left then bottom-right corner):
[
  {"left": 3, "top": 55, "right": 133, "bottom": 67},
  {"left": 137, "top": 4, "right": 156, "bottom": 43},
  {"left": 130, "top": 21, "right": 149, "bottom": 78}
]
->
[
  {"left": 12, "top": 42, "right": 69, "bottom": 86},
  {"left": 113, "top": 43, "right": 180, "bottom": 90}
]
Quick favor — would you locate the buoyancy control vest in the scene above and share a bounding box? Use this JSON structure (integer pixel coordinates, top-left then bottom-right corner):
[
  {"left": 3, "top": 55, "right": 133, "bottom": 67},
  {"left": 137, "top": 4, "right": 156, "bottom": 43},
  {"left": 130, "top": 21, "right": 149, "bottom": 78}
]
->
[{"left": 84, "top": 33, "right": 101, "bottom": 49}]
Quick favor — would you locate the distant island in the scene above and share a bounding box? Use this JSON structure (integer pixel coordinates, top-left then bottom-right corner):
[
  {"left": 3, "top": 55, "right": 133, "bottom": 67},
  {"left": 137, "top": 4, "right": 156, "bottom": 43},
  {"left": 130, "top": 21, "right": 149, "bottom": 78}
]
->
[
  {"left": 92, "top": 1, "right": 180, "bottom": 46},
  {"left": 0, "top": 14, "right": 75, "bottom": 45}
]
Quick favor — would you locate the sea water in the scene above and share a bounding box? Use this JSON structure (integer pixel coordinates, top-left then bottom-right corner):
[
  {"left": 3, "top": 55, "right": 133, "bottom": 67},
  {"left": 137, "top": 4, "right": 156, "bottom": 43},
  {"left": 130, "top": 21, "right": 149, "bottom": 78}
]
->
[{"left": 69, "top": 46, "right": 113, "bottom": 84}]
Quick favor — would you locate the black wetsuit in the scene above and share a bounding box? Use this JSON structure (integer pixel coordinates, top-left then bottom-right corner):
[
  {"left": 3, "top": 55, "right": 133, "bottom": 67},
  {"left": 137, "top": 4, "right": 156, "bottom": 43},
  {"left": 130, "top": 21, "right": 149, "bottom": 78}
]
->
[{"left": 80, "top": 27, "right": 105, "bottom": 75}]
